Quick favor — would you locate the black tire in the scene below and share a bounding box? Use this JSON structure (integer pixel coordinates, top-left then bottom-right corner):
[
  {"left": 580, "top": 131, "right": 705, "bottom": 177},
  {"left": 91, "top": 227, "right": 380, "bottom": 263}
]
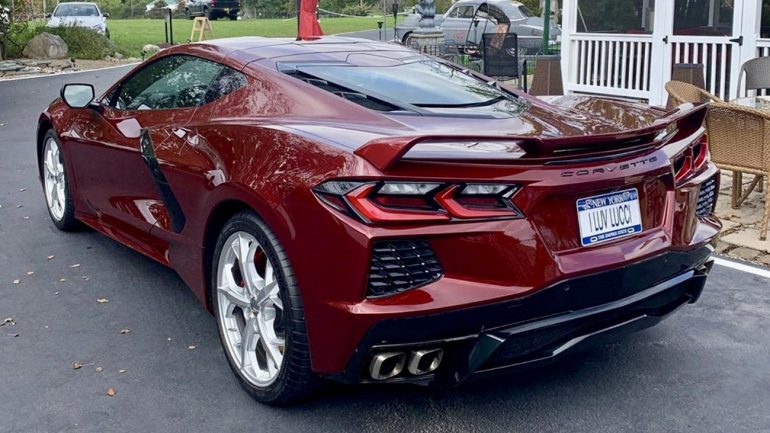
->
[
  {"left": 105, "top": 28, "right": 111, "bottom": 39},
  {"left": 40, "top": 129, "right": 80, "bottom": 231},
  {"left": 402, "top": 31, "right": 412, "bottom": 46},
  {"left": 211, "top": 210, "right": 319, "bottom": 404},
  {"left": 205, "top": 7, "right": 216, "bottom": 20},
  {"left": 185, "top": 8, "right": 192, "bottom": 19},
  {"left": 229, "top": 13, "right": 237, "bottom": 20}
]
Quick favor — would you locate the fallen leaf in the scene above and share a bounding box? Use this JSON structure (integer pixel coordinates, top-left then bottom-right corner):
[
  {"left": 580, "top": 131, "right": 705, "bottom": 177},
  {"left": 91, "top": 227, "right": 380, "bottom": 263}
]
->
[
  {"left": 106, "top": 388, "right": 116, "bottom": 397},
  {"left": 188, "top": 345, "right": 197, "bottom": 350},
  {"left": 118, "top": 369, "right": 127, "bottom": 374},
  {"left": 26, "top": 271, "right": 34, "bottom": 276},
  {"left": 1, "top": 318, "right": 14, "bottom": 327},
  {"left": 53, "top": 291, "right": 59, "bottom": 295},
  {"left": 59, "top": 278, "right": 66, "bottom": 282},
  {"left": 15, "top": 204, "right": 22, "bottom": 208},
  {"left": 95, "top": 367, "right": 103, "bottom": 372},
  {"left": 8, "top": 333, "right": 19, "bottom": 337},
  {"left": 22, "top": 216, "right": 29, "bottom": 220},
  {"left": 167, "top": 337, "right": 172, "bottom": 341},
  {"left": 97, "top": 298, "right": 109, "bottom": 304},
  {"left": 69, "top": 264, "right": 80, "bottom": 268},
  {"left": 47, "top": 255, "right": 55, "bottom": 260},
  {"left": 81, "top": 276, "right": 90, "bottom": 281},
  {"left": 120, "top": 329, "right": 130, "bottom": 334},
  {"left": 19, "top": 188, "right": 26, "bottom": 192},
  {"left": 12, "top": 279, "right": 20, "bottom": 284},
  {"left": 73, "top": 362, "right": 82, "bottom": 369}
]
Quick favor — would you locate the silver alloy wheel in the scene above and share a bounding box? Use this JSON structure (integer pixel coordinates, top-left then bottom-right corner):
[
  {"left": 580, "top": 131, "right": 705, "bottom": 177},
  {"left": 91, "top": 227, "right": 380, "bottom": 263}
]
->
[
  {"left": 43, "top": 137, "right": 66, "bottom": 221},
  {"left": 216, "top": 231, "right": 285, "bottom": 387}
]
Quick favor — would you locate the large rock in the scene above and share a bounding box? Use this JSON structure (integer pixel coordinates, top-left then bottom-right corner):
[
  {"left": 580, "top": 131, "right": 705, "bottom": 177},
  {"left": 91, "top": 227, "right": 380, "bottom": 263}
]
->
[{"left": 22, "top": 33, "right": 69, "bottom": 59}]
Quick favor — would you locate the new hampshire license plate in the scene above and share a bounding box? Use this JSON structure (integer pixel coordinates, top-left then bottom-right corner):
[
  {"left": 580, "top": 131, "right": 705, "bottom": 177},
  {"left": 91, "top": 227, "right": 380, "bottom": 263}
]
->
[{"left": 576, "top": 189, "right": 643, "bottom": 246}]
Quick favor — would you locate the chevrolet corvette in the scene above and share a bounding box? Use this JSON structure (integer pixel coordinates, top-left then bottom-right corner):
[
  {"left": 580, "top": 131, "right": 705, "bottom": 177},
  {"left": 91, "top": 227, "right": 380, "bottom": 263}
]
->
[{"left": 37, "top": 37, "right": 720, "bottom": 404}]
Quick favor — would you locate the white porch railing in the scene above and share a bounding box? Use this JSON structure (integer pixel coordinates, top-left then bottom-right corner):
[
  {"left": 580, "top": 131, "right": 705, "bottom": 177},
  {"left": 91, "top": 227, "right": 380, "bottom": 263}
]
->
[{"left": 565, "top": 33, "right": 653, "bottom": 100}]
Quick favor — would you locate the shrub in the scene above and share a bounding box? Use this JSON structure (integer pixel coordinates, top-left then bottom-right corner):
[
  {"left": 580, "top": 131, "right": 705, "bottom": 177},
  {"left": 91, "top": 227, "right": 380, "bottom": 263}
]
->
[
  {"left": 340, "top": 4, "right": 374, "bottom": 16},
  {"left": 36, "top": 25, "right": 116, "bottom": 59},
  {"left": 1, "top": 21, "right": 36, "bottom": 59}
]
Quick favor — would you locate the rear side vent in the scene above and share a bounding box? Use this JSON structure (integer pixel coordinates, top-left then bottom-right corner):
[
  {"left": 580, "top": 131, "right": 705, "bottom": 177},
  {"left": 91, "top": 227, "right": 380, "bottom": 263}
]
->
[
  {"left": 696, "top": 176, "right": 718, "bottom": 217},
  {"left": 367, "top": 240, "right": 443, "bottom": 297}
]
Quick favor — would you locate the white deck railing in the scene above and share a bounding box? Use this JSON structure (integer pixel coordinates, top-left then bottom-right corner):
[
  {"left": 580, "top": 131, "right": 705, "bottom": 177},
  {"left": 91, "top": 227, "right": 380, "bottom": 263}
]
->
[{"left": 566, "top": 33, "right": 653, "bottom": 100}]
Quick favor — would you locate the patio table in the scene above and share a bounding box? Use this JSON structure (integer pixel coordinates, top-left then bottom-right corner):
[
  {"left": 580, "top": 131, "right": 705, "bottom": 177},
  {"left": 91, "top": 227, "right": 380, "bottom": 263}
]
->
[{"left": 731, "top": 96, "right": 770, "bottom": 111}]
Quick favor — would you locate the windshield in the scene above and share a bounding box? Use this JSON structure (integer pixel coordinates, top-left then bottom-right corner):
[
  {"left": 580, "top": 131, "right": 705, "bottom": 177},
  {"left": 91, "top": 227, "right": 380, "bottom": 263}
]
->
[
  {"left": 518, "top": 5, "right": 535, "bottom": 17},
  {"left": 54, "top": 4, "right": 99, "bottom": 17},
  {"left": 298, "top": 60, "right": 515, "bottom": 108}
]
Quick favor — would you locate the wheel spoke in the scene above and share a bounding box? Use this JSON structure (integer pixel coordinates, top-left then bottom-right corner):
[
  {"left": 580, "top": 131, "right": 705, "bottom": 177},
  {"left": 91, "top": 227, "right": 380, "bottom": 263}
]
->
[
  {"left": 240, "top": 317, "right": 258, "bottom": 370},
  {"left": 257, "top": 315, "right": 283, "bottom": 370},
  {"left": 255, "top": 281, "right": 277, "bottom": 307},
  {"left": 218, "top": 266, "right": 250, "bottom": 308}
]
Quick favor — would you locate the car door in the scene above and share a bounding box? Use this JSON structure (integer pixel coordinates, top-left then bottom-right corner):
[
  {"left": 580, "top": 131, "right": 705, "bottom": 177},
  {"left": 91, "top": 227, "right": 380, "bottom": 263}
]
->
[{"left": 65, "top": 54, "right": 224, "bottom": 240}]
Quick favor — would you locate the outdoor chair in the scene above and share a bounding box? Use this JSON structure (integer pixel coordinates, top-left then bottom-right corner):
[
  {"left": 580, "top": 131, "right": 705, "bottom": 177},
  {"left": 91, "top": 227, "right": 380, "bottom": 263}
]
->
[
  {"left": 665, "top": 80, "right": 721, "bottom": 106},
  {"left": 666, "top": 81, "right": 770, "bottom": 239},
  {"left": 737, "top": 56, "right": 770, "bottom": 97},
  {"left": 705, "top": 102, "right": 770, "bottom": 240}
]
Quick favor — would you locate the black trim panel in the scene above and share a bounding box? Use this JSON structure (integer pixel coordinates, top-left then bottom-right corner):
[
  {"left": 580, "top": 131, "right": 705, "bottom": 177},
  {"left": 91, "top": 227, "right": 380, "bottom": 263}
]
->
[{"left": 140, "top": 128, "right": 186, "bottom": 233}]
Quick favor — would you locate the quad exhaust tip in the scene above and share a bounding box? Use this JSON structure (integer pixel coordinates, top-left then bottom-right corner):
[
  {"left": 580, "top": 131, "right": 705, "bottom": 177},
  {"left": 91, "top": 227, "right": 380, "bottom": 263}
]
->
[{"left": 369, "top": 348, "right": 444, "bottom": 380}]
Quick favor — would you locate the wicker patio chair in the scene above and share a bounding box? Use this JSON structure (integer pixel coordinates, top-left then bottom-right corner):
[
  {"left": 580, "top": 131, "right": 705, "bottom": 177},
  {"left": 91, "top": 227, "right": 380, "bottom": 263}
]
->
[
  {"left": 665, "top": 80, "right": 722, "bottom": 106},
  {"left": 705, "top": 102, "right": 770, "bottom": 240}
]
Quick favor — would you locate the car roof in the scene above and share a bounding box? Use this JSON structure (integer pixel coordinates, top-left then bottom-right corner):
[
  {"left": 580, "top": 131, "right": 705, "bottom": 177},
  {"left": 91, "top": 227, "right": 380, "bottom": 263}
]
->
[
  {"left": 55, "top": 2, "right": 99, "bottom": 5},
  {"left": 173, "top": 36, "right": 420, "bottom": 71},
  {"left": 453, "top": 0, "right": 523, "bottom": 5}
]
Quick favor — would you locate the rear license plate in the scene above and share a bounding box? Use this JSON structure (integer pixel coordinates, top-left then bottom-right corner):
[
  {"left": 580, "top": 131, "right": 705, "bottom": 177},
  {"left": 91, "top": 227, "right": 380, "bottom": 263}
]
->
[{"left": 576, "top": 188, "right": 643, "bottom": 246}]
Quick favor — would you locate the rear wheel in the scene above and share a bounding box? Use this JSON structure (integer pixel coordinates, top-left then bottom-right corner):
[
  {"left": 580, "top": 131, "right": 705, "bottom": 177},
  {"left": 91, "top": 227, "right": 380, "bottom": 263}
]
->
[
  {"left": 205, "top": 7, "right": 216, "bottom": 20},
  {"left": 185, "top": 8, "right": 192, "bottom": 19},
  {"left": 212, "top": 211, "right": 318, "bottom": 404},
  {"left": 41, "top": 130, "right": 78, "bottom": 231},
  {"left": 229, "top": 12, "right": 237, "bottom": 20}
]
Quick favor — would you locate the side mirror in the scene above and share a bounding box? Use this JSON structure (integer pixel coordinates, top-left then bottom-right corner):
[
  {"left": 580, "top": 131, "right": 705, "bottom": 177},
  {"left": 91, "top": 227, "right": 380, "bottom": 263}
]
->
[
  {"left": 45, "top": 12, "right": 52, "bottom": 18},
  {"left": 103, "top": 12, "right": 110, "bottom": 18},
  {"left": 61, "top": 84, "right": 95, "bottom": 109}
]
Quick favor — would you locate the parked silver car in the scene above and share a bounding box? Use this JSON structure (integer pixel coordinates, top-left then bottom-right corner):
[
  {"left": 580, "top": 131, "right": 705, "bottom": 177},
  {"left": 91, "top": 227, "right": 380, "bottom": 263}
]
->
[{"left": 396, "top": 0, "right": 560, "bottom": 53}]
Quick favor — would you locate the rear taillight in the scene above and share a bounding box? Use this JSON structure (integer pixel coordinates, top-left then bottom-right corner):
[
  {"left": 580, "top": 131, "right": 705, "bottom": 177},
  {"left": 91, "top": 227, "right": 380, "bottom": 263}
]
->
[
  {"left": 313, "top": 180, "right": 522, "bottom": 224},
  {"left": 672, "top": 133, "right": 710, "bottom": 184}
]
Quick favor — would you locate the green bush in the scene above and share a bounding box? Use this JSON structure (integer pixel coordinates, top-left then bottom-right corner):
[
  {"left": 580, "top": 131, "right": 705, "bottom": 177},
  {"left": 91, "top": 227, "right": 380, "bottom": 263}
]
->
[
  {"left": 36, "top": 25, "right": 117, "bottom": 59},
  {"left": 1, "top": 21, "right": 36, "bottom": 59},
  {"left": 340, "top": 4, "right": 374, "bottom": 16}
]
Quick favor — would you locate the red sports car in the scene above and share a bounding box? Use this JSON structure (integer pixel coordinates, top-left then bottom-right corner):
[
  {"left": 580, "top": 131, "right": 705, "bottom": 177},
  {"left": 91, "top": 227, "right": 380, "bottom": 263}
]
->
[{"left": 38, "top": 37, "right": 720, "bottom": 404}]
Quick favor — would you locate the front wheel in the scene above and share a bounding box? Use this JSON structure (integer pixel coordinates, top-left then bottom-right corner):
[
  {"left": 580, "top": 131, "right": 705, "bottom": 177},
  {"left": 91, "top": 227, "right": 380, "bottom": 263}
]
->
[
  {"left": 212, "top": 211, "right": 318, "bottom": 404},
  {"left": 40, "top": 130, "right": 79, "bottom": 231}
]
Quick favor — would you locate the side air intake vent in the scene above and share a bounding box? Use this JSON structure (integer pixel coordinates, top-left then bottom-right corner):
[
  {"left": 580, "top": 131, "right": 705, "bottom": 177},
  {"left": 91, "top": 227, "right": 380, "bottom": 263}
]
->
[
  {"left": 696, "top": 176, "right": 717, "bottom": 217},
  {"left": 367, "top": 240, "right": 443, "bottom": 297}
]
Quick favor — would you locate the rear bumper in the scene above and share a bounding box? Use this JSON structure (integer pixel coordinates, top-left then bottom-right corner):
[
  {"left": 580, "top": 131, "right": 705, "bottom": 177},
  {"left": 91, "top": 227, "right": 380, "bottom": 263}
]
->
[{"left": 328, "top": 245, "right": 714, "bottom": 385}]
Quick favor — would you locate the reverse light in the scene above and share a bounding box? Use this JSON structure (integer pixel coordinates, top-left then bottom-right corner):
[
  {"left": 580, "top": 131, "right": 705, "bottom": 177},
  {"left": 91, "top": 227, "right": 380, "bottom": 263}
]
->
[
  {"left": 313, "top": 180, "right": 523, "bottom": 224},
  {"left": 672, "top": 133, "right": 710, "bottom": 184}
]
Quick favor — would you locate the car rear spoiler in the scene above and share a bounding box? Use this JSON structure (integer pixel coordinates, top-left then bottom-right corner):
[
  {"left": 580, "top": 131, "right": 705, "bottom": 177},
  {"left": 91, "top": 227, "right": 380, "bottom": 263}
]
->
[{"left": 354, "top": 103, "right": 708, "bottom": 171}]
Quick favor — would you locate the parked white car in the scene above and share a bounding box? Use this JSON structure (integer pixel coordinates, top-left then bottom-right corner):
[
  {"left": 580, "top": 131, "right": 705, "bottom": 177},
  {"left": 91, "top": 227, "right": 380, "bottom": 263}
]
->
[{"left": 47, "top": 2, "right": 110, "bottom": 38}]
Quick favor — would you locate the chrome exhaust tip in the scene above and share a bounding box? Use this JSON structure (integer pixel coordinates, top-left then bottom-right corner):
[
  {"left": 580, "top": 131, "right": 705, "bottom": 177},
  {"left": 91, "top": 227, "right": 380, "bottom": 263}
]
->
[
  {"left": 407, "top": 348, "right": 443, "bottom": 376},
  {"left": 369, "top": 351, "right": 406, "bottom": 380}
]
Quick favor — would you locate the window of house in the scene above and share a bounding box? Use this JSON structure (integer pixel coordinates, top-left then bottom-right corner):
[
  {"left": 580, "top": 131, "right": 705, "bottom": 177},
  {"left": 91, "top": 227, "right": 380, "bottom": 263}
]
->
[{"left": 576, "top": 0, "right": 655, "bottom": 34}]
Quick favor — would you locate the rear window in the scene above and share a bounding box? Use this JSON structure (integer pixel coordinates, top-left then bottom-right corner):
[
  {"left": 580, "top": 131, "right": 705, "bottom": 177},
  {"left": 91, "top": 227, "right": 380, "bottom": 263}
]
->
[{"left": 293, "top": 60, "right": 517, "bottom": 109}]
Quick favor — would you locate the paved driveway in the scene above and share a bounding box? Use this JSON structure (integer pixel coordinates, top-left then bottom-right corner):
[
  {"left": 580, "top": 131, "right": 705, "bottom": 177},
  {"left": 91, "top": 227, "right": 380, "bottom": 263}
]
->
[{"left": 1, "top": 66, "right": 770, "bottom": 433}]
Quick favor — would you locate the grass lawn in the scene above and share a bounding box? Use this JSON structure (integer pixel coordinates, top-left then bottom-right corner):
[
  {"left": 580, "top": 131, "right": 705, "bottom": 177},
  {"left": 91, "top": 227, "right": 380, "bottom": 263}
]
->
[{"left": 108, "top": 17, "right": 382, "bottom": 57}]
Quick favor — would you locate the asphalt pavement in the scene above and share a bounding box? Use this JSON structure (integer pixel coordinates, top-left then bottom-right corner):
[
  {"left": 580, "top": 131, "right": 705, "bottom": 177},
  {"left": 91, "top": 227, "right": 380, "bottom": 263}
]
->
[{"left": 2, "top": 65, "right": 770, "bottom": 433}]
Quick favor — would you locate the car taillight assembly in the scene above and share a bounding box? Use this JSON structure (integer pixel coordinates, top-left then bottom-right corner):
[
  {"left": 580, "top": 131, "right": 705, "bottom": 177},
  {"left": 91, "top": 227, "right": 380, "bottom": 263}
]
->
[
  {"left": 672, "top": 133, "right": 710, "bottom": 184},
  {"left": 313, "top": 180, "right": 523, "bottom": 224}
]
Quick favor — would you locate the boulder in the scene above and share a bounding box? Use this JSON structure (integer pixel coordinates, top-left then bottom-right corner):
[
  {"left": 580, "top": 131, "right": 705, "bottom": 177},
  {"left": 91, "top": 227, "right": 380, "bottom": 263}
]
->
[{"left": 22, "top": 33, "right": 69, "bottom": 59}]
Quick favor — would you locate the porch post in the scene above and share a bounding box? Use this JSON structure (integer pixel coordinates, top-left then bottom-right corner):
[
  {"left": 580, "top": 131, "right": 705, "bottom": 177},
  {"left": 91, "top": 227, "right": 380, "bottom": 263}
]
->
[
  {"left": 560, "top": 0, "right": 577, "bottom": 95},
  {"left": 648, "top": 0, "right": 672, "bottom": 106}
]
